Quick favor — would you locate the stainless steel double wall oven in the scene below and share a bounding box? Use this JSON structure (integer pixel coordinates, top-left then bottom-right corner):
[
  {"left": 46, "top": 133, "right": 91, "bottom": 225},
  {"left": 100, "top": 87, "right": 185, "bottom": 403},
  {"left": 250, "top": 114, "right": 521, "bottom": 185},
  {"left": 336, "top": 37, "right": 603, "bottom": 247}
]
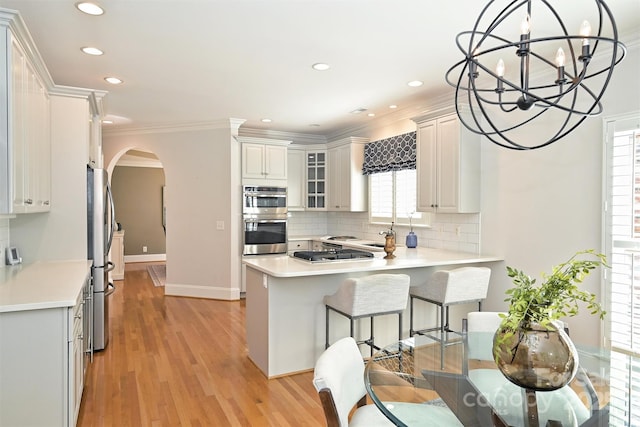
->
[{"left": 242, "top": 185, "right": 287, "bottom": 255}]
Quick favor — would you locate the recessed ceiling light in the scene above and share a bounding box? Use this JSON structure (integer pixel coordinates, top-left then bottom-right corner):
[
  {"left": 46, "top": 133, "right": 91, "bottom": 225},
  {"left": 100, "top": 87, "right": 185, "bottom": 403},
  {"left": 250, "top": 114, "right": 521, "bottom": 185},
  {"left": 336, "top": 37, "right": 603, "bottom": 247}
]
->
[
  {"left": 407, "top": 80, "right": 423, "bottom": 87},
  {"left": 389, "top": 104, "right": 398, "bottom": 109},
  {"left": 261, "top": 118, "right": 272, "bottom": 123},
  {"left": 81, "top": 46, "right": 103, "bottom": 56},
  {"left": 367, "top": 113, "right": 375, "bottom": 117},
  {"left": 104, "top": 76, "right": 123, "bottom": 85},
  {"left": 102, "top": 114, "right": 132, "bottom": 125},
  {"left": 76, "top": 2, "right": 104, "bottom": 15},
  {"left": 312, "top": 63, "right": 330, "bottom": 71}
]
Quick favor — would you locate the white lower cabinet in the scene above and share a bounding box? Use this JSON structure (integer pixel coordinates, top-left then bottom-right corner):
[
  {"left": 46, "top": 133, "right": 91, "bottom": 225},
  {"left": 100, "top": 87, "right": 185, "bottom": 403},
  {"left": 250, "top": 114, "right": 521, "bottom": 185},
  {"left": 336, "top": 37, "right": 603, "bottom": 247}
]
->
[{"left": 0, "top": 277, "right": 89, "bottom": 427}]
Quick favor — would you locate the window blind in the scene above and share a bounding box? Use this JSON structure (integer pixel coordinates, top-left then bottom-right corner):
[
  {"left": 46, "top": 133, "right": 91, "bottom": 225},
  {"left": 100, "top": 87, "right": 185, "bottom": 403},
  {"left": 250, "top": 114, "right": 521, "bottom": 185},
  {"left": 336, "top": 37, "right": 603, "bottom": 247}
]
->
[{"left": 362, "top": 131, "right": 416, "bottom": 175}]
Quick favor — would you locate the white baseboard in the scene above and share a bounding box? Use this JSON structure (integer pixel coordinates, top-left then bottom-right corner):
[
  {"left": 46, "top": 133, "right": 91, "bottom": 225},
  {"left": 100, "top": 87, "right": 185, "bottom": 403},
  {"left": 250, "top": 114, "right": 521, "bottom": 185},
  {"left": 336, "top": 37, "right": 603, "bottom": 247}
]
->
[
  {"left": 165, "top": 283, "right": 241, "bottom": 301},
  {"left": 124, "top": 254, "right": 167, "bottom": 263}
]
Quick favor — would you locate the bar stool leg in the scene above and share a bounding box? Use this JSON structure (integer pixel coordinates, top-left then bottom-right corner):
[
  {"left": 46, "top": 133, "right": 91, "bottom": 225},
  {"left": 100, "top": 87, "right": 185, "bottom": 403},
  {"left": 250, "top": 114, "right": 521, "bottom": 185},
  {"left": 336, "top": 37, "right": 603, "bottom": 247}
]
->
[
  {"left": 409, "top": 296, "right": 413, "bottom": 336},
  {"left": 440, "top": 304, "right": 446, "bottom": 370},
  {"left": 370, "top": 317, "right": 375, "bottom": 356},
  {"left": 350, "top": 318, "right": 355, "bottom": 346},
  {"left": 325, "top": 306, "right": 330, "bottom": 349}
]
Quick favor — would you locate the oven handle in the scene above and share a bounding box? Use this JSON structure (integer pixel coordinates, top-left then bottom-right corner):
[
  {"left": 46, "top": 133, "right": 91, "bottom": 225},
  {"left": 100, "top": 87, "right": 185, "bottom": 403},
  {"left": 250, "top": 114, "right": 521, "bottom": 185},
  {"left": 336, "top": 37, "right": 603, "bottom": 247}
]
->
[
  {"left": 244, "top": 218, "right": 287, "bottom": 224},
  {"left": 244, "top": 193, "right": 287, "bottom": 198}
]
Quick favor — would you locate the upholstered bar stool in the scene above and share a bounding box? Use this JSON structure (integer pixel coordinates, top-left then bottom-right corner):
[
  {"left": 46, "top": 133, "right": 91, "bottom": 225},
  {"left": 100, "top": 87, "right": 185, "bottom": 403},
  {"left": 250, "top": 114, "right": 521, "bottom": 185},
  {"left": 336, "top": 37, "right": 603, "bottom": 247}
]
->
[
  {"left": 409, "top": 266, "right": 491, "bottom": 368},
  {"left": 324, "top": 274, "right": 410, "bottom": 356}
]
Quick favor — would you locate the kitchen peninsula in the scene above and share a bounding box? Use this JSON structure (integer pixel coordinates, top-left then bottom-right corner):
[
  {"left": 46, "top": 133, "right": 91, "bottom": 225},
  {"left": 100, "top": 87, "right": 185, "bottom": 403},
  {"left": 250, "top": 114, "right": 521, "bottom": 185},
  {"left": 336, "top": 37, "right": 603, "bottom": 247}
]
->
[{"left": 243, "top": 247, "right": 502, "bottom": 378}]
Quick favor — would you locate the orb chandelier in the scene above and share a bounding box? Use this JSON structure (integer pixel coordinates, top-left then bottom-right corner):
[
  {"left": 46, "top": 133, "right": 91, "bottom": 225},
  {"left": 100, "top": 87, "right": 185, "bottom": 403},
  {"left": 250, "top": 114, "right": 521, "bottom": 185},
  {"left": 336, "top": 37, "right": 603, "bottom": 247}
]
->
[{"left": 445, "top": 0, "right": 626, "bottom": 150}]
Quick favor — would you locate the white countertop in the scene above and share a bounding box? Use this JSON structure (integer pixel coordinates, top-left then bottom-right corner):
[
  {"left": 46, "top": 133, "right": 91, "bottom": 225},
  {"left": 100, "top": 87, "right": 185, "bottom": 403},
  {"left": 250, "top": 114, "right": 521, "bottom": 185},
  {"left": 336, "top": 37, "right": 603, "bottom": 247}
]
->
[
  {"left": 0, "top": 260, "right": 93, "bottom": 313},
  {"left": 243, "top": 247, "right": 502, "bottom": 278}
]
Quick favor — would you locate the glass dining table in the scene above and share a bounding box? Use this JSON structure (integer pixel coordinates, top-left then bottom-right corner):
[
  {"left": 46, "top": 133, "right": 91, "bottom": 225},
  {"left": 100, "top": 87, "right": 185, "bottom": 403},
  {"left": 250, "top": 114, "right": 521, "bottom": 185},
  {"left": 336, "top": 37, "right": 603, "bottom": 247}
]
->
[{"left": 364, "top": 332, "right": 610, "bottom": 427}]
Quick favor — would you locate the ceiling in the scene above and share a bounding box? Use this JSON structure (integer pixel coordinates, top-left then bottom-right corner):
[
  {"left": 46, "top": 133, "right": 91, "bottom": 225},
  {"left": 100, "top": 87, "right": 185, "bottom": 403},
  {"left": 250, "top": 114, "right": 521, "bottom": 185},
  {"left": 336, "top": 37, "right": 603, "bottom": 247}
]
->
[{"left": 0, "top": 0, "right": 638, "bottom": 139}]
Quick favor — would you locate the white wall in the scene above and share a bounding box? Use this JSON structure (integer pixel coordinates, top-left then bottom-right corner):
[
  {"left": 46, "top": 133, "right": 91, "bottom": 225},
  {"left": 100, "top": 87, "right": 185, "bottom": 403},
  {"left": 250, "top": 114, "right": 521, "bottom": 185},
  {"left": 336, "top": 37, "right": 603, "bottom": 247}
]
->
[{"left": 102, "top": 120, "right": 244, "bottom": 300}]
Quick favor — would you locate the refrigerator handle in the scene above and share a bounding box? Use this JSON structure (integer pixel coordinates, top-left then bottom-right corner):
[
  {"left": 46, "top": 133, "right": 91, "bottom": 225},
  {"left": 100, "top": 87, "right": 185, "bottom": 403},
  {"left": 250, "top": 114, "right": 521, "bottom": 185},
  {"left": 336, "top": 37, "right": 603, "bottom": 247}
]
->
[
  {"left": 105, "top": 282, "right": 116, "bottom": 297},
  {"left": 105, "top": 261, "right": 115, "bottom": 273},
  {"left": 106, "top": 181, "right": 116, "bottom": 253}
]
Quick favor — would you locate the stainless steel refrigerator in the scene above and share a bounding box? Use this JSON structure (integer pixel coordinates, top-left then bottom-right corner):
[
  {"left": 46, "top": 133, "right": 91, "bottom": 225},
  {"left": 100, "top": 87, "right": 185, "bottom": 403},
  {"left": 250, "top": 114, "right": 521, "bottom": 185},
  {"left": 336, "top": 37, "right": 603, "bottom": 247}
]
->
[{"left": 87, "top": 165, "right": 116, "bottom": 351}]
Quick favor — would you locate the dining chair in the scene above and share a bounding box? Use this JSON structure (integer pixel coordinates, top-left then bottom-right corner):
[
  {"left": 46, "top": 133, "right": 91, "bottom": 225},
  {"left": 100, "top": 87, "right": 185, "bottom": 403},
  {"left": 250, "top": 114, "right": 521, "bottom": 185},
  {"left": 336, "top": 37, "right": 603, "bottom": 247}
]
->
[
  {"left": 464, "top": 311, "right": 594, "bottom": 427},
  {"left": 323, "top": 273, "right": 410, "bottom": 356},
  {"left": 409, "top": 266, "right": 491, "bottom": 368},
  {"left": 313, "top": 336, "right": 464, "bottom": 427}
]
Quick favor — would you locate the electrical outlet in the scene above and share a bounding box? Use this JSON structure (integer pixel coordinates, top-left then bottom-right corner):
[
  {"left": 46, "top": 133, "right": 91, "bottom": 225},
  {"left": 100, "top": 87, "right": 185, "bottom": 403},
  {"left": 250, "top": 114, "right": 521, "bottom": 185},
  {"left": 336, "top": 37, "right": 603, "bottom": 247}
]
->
[
  {"left": 142, "top": 246, "right": 148, "bottom": 253},
  {"left": 216, "top": 220, "right": 224, "bottom": 230},
  {"left": 456, "top": 226, "right": 461, "bottom": 237}
]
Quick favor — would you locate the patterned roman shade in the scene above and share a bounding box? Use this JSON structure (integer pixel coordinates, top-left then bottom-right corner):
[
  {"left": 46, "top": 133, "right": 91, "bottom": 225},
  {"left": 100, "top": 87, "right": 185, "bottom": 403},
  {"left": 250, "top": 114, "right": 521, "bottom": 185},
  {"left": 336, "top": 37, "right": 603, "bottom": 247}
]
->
[{"left": 362, "top": 131, "right": 416, "bottom": 175}]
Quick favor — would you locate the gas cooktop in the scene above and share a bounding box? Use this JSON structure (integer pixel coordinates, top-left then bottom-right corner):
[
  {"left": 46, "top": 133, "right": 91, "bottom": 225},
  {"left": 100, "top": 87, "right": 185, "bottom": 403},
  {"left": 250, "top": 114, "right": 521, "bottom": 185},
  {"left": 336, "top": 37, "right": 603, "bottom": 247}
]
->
[{"left": 292, "top": 249, "right": 374, "bottom": 263}]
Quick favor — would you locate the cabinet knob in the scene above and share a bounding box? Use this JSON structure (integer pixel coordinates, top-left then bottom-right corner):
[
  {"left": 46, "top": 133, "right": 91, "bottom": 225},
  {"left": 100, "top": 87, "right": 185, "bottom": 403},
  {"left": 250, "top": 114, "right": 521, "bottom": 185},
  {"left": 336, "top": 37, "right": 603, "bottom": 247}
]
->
[
  {"left": 43, "top": 200, "right": 50, "bottom": 205},
  {"left": 25, "top": 199, "right": 33, "bottom": 205}
]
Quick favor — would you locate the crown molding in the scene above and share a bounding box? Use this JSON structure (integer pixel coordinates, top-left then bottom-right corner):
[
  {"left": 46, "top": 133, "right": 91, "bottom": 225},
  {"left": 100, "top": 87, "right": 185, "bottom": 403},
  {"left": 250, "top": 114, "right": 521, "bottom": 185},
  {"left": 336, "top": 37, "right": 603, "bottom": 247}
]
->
[
  {"left": 103, "top": 118, "right": 246, "bottom": 137},
  {"left": 0, "top": 8, "right": 54, "bottom": 90},
  {"left": 238, "top": 127, "right": 327, "bottom": 145}
]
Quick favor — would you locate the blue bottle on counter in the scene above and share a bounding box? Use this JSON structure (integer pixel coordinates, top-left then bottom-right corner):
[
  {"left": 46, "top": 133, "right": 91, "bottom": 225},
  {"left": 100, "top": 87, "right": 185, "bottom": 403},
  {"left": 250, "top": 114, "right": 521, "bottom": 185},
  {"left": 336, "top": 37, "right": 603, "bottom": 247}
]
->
[{"left": 406, "top": 231, "right": 417, "bottom": 248}]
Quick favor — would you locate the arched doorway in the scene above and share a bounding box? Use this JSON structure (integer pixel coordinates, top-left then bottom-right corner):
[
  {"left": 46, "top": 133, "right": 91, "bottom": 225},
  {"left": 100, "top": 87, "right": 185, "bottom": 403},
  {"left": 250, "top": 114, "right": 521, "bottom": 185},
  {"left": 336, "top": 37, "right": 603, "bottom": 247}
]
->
[{"left": 110, "top": 149, "right": 166, "bottom": 282}]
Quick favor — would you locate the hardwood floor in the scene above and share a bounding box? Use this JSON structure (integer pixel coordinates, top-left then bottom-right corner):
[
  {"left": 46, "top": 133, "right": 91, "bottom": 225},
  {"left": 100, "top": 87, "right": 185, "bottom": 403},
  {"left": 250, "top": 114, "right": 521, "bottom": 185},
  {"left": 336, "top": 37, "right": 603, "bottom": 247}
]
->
[{"left": 77, "top": 262, "right": 326, "bottom": 426}]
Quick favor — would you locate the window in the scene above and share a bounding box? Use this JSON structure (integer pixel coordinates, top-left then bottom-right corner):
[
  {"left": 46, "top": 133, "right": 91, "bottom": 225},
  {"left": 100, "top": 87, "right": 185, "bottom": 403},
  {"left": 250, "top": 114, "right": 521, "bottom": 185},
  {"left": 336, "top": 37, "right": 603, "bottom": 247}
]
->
[
  {"left": 604, "top": 115, "right": 640, "bottom": 426},
  {"left": 364, "top": 131, "right": 428, "bottom": 227},
  {"left": 369, "top": 169, "right": 429, "bottom": 226}
]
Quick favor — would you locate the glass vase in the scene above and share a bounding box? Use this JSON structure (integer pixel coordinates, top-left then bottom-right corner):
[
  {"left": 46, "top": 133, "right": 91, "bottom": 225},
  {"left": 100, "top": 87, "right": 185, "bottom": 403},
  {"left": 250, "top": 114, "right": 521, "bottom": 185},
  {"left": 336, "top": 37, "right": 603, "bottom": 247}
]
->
[
  {"left": 492, "top": 322, "right": 578, "bottom": 391},
  {"left": 406, "top": 231, "right": 417, "bottom": 248}
]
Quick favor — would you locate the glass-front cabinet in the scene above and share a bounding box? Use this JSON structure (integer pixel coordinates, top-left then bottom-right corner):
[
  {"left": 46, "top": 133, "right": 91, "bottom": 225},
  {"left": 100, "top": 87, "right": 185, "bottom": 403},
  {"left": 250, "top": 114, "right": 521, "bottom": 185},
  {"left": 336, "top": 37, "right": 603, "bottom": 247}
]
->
[{"left": 306, "top": 151, "right": 326, "bottom": 210}]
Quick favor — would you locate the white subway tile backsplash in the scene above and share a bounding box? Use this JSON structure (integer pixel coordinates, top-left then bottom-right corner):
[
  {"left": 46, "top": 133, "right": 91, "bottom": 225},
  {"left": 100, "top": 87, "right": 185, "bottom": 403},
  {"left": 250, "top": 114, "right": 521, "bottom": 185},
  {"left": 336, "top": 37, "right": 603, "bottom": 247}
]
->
[{"left": 288, "top": 211, "right": 482, "bottom": 254}]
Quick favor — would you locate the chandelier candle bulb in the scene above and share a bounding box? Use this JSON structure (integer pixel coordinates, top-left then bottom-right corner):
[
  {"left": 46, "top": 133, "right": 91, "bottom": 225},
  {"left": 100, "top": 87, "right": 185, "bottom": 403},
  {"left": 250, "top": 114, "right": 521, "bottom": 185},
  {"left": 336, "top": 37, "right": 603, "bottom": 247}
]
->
[
  {"left": 555, "top": 48, "right": 566, "bottom": 84},
  {"left": 580, "top": 20, "right": 592, "bottom": 60},
  {"left": 520, "top": 13, "right": 531, "bottom": 34},
  {"left": 518, "top": 15, "right": 531, "bottom": 56},
  {"left": 580, "top": 20, "right": 592, "bottom": 45},
  {"left": 496, "top": 59, "right": 505, "bottom": 92}
]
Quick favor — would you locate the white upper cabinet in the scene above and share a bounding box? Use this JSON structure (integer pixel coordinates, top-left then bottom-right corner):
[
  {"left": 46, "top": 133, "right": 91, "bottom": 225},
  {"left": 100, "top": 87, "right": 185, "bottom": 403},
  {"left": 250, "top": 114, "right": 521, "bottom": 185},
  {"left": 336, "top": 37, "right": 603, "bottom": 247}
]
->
[
  {"left": 305, "top": 150, "right": 327, "bottom": 210},
  {"left": 327, "top": 137, "right": 368, "bottom": 212},
  {"left": 1, "top": 21, "right": 51, "bottom": 214},
  {"left": 289, "top": 148, "right": 327, "bottom": 211},
  {"left": 239, "top": 137, "right": 290, "bottom": 185},
  {"left": 287, "top": 147, "right": 306, "bottom": 210},
  {"left": 413, "top": 110, "right": 480, "bottom": 213}
]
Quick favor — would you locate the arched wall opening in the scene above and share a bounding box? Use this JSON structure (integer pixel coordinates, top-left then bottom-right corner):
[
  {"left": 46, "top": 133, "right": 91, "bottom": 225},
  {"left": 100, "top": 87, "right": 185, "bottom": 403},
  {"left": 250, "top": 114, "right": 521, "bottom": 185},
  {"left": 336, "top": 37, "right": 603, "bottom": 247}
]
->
[{"left": 109, "top": 148, "right": 166, "bottom": 262}]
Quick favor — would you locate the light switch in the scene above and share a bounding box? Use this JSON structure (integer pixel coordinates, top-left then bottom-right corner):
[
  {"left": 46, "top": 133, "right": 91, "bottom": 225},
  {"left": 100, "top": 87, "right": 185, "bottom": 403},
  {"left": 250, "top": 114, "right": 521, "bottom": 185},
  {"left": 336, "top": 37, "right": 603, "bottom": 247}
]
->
[{"left": 216, "top": 221, "right": 224, "bottom": 230}]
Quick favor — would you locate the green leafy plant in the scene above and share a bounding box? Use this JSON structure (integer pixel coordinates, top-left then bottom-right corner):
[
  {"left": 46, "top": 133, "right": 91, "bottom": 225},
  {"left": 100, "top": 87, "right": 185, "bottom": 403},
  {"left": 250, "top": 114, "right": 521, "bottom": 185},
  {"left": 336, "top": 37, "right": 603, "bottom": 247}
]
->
[{"left": 498, "top": 249, "right": 608, "bottom": 339}]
